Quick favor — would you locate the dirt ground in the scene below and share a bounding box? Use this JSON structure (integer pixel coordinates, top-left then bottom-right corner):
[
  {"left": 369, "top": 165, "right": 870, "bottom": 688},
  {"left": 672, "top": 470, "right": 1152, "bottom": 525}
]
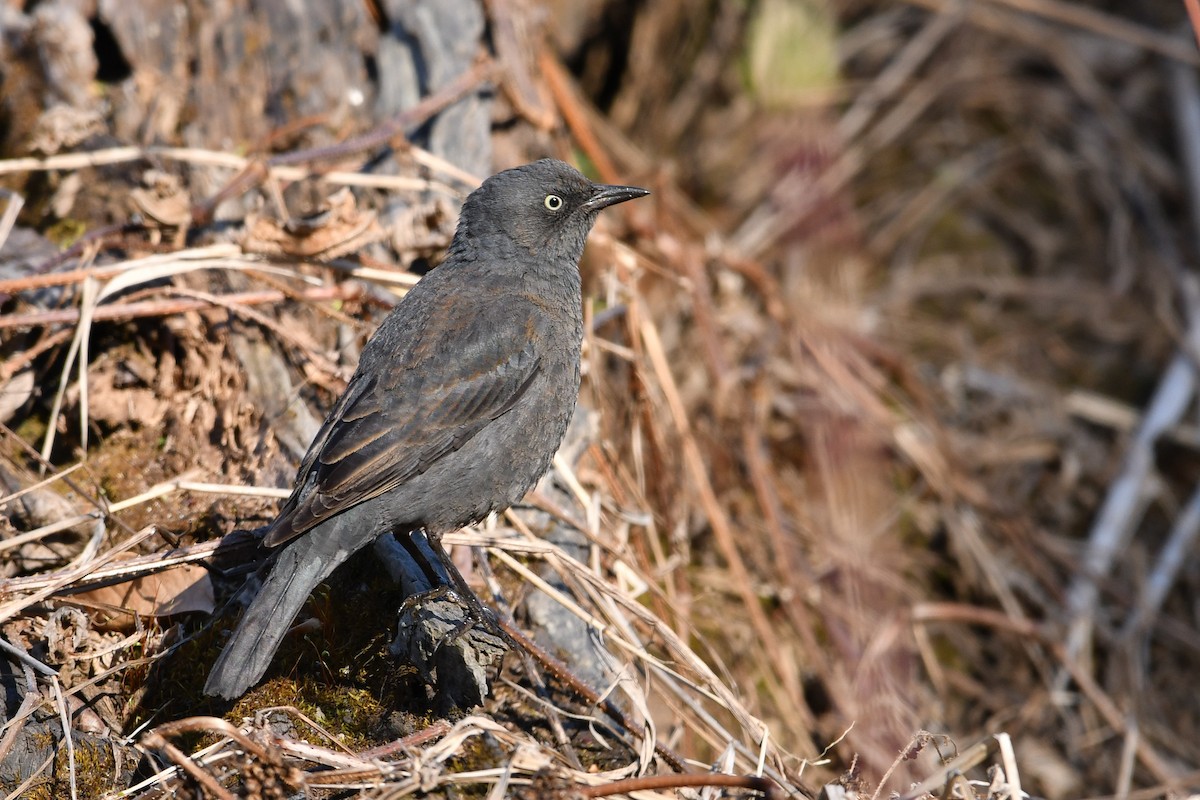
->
[{"left": 1, "top": 1, "right": 1199, "bottom": 798}]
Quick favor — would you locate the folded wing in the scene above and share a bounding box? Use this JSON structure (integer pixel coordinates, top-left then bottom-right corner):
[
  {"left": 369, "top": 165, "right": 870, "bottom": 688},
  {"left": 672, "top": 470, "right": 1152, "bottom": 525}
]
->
[{"left": 265, "top": 293, "right": 542, "bottom": 546}]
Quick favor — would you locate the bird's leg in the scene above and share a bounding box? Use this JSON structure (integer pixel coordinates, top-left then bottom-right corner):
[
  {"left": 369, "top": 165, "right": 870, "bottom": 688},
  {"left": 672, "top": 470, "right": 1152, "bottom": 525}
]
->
[
  {"left": 425, "top": 530, "right": 501, "bottom": 632},
  {"left": 394, "top": 528, "right": 511, "bottom": 654},
  {"left": 396, "top": 528, "right": 447, "bottom": 592}
]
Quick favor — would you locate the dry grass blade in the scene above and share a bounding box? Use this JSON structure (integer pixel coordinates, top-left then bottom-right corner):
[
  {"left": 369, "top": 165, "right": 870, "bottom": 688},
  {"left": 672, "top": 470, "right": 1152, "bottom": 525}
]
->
[
  {"left": 0, "top": 147, "right": 463, "bottom": 196},
  {"left": 903, "top": 0, "right": 1199, "bottom": 64},
  {"left": 0, "top": 526, "right": 159, "bottom": 624},
  {"left": 0, "top": 283, "right": 357, "bottom": 331},
  {"left": 1063, "top": 343, "right": 1200, "bottom": 671},
  {"left": 0, "top": 191, "right": 23, "bottom": 252},
  {"left": 838, "top": 1, "right": 965, "bottom": 144},
  {"left": 4, "top": 0, "right": 1196, "bottom": 796},
  {"left": 637, "top": 312, "right": 789, "bottom": 693}
]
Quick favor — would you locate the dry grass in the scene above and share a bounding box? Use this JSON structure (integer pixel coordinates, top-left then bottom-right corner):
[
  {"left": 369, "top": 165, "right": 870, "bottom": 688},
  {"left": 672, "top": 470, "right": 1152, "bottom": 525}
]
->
[{"left": 1, "top": 0, "right": 1198, "bottom": 798}]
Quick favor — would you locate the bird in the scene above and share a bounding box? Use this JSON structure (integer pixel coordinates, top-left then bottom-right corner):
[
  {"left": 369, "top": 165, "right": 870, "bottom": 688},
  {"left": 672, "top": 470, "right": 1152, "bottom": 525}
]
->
[{"left": 204, "top": 159, "right": 649, "bottom": 699}]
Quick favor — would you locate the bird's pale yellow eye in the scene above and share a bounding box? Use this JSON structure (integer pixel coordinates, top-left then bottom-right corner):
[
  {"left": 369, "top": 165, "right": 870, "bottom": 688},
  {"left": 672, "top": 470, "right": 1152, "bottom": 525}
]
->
[{"left": 544, "top": 194, "right": 564, "bottom": 211}]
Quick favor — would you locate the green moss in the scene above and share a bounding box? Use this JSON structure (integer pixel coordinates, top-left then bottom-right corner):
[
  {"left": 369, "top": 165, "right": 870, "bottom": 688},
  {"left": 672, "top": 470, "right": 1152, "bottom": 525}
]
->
[
  {"left": 16, "top": 781, "right": 53, "bottom": 800},
  {"left": 30, "top": 729, "right": 57, "bottom": 751},
  {"left": 43, "top": 219, "right": 86, "bottom": 248},
  {"left": 11, "top": 414, "right": 48, "bottom": 453},
  {"left": 46, "top": 739, "right": 118, "bottom": 800},
  {"left": 227, "top": 680, "right": 387, "bottom": 751}
]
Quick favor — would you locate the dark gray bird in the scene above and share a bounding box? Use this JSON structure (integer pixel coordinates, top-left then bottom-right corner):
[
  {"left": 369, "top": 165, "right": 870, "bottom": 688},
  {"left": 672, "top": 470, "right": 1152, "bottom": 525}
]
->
[{"left": 204, "top": 159, "right": 648, "bottom": 699}]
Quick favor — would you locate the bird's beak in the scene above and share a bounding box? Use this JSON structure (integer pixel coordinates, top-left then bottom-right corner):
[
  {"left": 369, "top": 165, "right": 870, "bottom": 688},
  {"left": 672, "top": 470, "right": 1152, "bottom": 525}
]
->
[{"left": 583, "top": 183, "right": 650, "bottom": 212}]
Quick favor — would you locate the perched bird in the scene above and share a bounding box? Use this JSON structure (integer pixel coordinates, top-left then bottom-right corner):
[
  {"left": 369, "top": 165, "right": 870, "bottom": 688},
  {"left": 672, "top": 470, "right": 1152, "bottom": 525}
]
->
[{"left": 204, "top": 159, "right": 648, "bottom": 699}]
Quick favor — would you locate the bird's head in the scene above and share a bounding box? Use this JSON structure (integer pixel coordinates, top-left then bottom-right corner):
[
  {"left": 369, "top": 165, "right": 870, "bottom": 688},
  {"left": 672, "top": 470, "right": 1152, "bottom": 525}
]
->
[{"left": 453, "top": 159, "right": 648, "bottom": 261}]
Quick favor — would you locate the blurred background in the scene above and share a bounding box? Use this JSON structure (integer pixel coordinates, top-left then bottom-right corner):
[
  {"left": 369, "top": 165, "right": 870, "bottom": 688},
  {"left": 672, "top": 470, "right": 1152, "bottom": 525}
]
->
[{"left": 1, "top": 0, "right": 1198, "bottom": 797}]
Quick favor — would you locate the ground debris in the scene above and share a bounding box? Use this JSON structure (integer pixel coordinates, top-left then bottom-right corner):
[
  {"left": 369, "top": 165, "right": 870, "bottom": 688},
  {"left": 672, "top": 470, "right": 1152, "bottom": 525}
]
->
[{"left": 0, "top": 0, "right": 1196, "bottom": 798}]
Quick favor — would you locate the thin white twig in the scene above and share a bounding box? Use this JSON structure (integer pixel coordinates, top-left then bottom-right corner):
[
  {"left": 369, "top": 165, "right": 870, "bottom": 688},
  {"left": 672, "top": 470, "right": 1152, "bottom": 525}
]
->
[
  {"left": 52, "top": 677, "right": 77, "bottom": 800},
  {"left": 0, "top": 190, "right": 24, "bottom": 252}
]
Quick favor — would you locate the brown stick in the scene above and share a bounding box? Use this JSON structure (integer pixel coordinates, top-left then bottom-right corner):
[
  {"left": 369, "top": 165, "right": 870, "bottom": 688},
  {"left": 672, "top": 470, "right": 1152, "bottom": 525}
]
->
[
  {"left": 0, "top": 284, "right": 357, "bottom": 330},
  {"left": 538, "top": 49, "right": 621, "bottom": 184},
  {"left": 1188, "top": 0, "right": 1200, "bottom": 51},
  {"left": 0, "top": 261, "right": 149, "bottom": 297},
  {"left": 579, "top": 771, "right": 783, "bottom": 798}
]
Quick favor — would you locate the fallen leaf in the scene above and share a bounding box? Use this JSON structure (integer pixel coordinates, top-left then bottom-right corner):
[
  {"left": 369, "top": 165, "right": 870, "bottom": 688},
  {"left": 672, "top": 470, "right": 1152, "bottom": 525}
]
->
[{"left": 73, "top": 562, "right": 214, "bottom": 631}]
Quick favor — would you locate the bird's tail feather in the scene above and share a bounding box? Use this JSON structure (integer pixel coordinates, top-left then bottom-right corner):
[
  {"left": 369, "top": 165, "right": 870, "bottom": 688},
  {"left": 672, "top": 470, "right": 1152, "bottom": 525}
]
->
[{"left": 204, "top": 519, "right": 369, "bottom": 699}]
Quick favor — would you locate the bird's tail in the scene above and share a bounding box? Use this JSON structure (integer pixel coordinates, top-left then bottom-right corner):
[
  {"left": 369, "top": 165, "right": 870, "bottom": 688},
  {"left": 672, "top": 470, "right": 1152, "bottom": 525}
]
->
[{"left": 203, "top": 516, "right": 373, "bottom": 699}]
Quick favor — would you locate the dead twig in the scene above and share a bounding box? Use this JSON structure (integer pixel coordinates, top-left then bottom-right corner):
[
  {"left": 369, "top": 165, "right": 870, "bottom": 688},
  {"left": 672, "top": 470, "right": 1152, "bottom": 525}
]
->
[
  {"left": 539, "top": 49, "right": 622, "bottom": 185},
  {"left": 578, "top": 772, "right": 782, "bottom": 798},
  {"left": 0, "top": 283, "right": 358, "bottom": 331},
  {"left": 903, "top": 0, "right": 1199, "bottom": 65}
]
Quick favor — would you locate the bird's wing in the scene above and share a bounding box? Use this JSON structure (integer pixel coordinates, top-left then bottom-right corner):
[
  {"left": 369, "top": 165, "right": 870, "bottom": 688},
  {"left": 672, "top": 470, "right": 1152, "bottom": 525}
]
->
[{"left": 264, "top": 292, "right": 543, "bottom": 546}]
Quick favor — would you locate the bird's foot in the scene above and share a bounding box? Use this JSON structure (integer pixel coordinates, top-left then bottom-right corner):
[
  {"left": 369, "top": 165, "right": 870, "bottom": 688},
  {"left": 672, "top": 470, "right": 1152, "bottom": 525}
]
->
[
  {"left": 392, "top": 586, "right": 509, "bottom": 709},
  {"left": 400, "top": 584, "right": 510, "bottom": 649}
]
